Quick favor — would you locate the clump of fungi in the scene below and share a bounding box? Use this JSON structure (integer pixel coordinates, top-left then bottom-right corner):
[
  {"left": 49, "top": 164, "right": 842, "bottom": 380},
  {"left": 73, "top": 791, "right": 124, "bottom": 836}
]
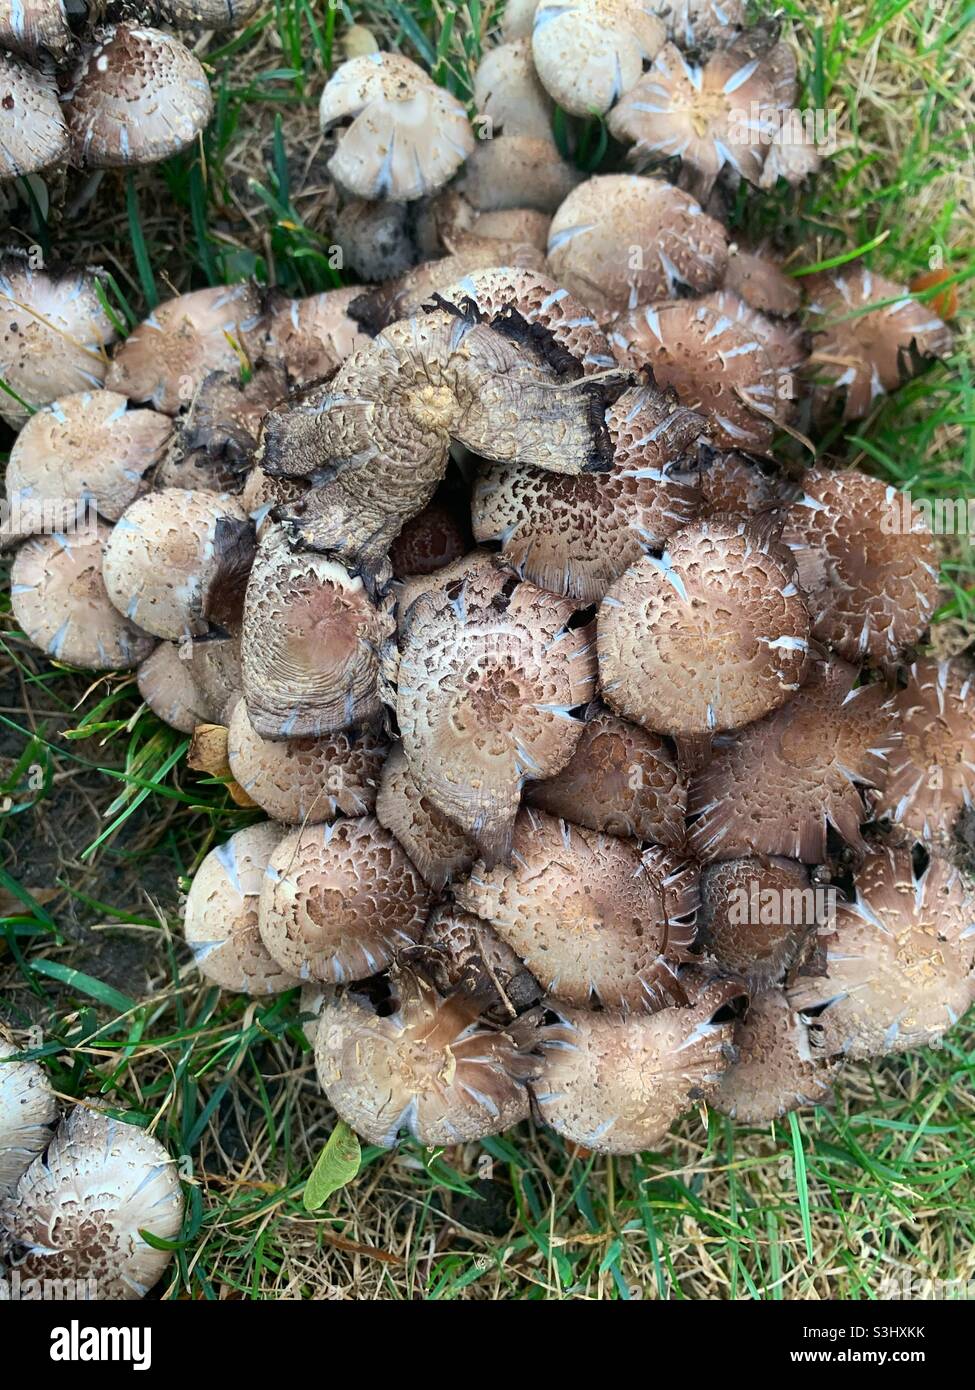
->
[{"left": 1, "top": 4, "right": 969, "bottom": 1165}]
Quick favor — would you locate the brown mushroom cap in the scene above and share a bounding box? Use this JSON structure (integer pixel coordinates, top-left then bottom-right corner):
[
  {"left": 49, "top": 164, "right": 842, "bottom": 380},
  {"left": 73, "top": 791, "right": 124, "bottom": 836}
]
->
[
  {"left": 474, "top": 37, "right": 553, "bottom": 140},
  {"left": 159, "top": 365, "right": 288, "bottom": 494},
  {"left": 711, "top": 987, "right": 839, "bottom": 1124},
  {"left": 698, "top": 856, "right": 825, "bottom": 991},
  {"left": 258, "top": 816, "right": 432, "bottom": 983},
  {"left": 788, "top": 845, "right": 975, "bottom": 1059},
  {"left": 389, "top": 503, "right": 468, "bottom": 579},
  {"left": 375, "top": 744, "right": 476, "bottom": 890},
  {"left": 420, "top": 903, "right": 541, "bottom": 1016},
  {"left": 698, "top": 446, "right": 789, "bottom": 518},
  {"left": 462, "top": 135, "right": 582, "bottom": 214},
  {"left": 688, "top": 658, "right": 899, "bottom": 863},
  {"left": 723, "top": 243, "right": 801, "bottom": 317},
  {"left": 13, "top": 522, "right": 156, "bottom": 669},
  {"left": 0, "top": 1039, "right": 57, "bottom": 1196},
  {"left": 137, "top": 639, "right": 213, "bottom": 732},
  {"left": 758, "top": 120, "right": 822, "bottom": 189},
  {"left": 661, "top": 0, "right": 745, "bottom": 46},
  {"left": 598, "top": 517, "right": 810, "bottom": 737},
  {"left": 472, "top": 207, "right": 551, "bottom": 249},
  {"left": 532, "top": 974, "right": 745, "bottom": 1153},
  {"left": 782, "top": 467, "right": 939, "bottom": 667},
  {"left": 63, "top": 24, "right": 214, "bottom": 168},
  {"left": 456, "top": 808, "right": 698, "bottom": 1011},
  {"left": 699, "top": 287, "right": 808, "bottom": 384},
  {"left": 0, "top": 51, "right": 69, "bottom": 179},
  {"left": 333, "top": 199, "right": 417, "bottom": 282},
  {"left": 531, "top": 0, "right": 665, "bottom": 118},
  {"left": 240, "top": 465, "right": 310, "bottom": 539},
  {"left": 183, "top": 822, "right": 300, "bottom": 995},
  {"left": 0, "top": 0, "right": 73, "bottom": 61},
  {"left": 262, "top": 286, "right": 366, "bottom": 388},
  {"left": 145, "top": 0, "right": 262, "bottom": 31}
]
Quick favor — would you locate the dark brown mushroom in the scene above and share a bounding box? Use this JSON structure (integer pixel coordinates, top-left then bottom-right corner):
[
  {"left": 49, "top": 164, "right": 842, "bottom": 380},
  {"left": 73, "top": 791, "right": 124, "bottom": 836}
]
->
[
  {"left": 698, "top": 856, "right": 827, "bottom": 991},
  {"left": 711, "top": 987, "right": 839, "bottom": 1124}
]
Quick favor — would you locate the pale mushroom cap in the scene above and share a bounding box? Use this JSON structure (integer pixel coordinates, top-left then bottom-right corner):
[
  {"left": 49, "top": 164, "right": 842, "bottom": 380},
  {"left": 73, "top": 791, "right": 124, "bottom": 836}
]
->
[
  {"left": 137, "top": 639, "right": 213, "bottom": 732},
  {"left": 758, "top": 123, "right": 822, "bottom": 189},
  {"left": 63, "top": 24, "right": 214, "bottom": 168},
  {"left": 258, "top": 817, "right": 433, "bottom": 983},
  {"left": 420, "top": 903, "right": 540, "bottom": 1014},
  {"left": 698, "top": 856, "right": 823, "bottom": 992},
  {"left": 0, "top": 1106, "right": 184, "bottom": 1299},
  {"left": 0, "top": 51, "right": 69, "bottom": 179},
  {"left": 298, "top": 981, "right": 331, "bottom": 1044},
  {"left": 502, "top": 0, "right": 538, "bottom": 40},
  {"left": 375, "top": 744, "right": 476, "bottom": 890},
  {"left": 183, "top": 821, "right": 300, "bottom": 995},
  {"left": 462, "top": 136, "right": 581, "bottom": 213},
  {"left": 473, "top": 37, "right": 553, "bottom": 140},
  {"left": 0, "top": 0, "right": 72, "bottom": 60},
  {"left": 12, "top": 522, "right": 156, "bottom": 669},
  {"left": 0, "top": 1040, "right": 57, "bottom": 1196},
  {"left": 262, "top": 286, "right": 366, "bottom": 388},
  {"left": 712, "top": 987, "right": 839, "bottom": 1124},
  {"left": 531, "top": 0, "right": 665, "bottom": 117},
  {"left": 472, "top": 207, "right": 551, "bottom": 249},
  {"left": 723, "top": 244, "right": 801, "bottom": 318}
]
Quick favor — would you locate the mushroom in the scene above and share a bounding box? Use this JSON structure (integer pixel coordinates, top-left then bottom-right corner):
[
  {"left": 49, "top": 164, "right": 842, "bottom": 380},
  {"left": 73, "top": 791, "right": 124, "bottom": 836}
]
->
[
  {"left": 502, "top": 0, "right": 538, "bottom": 40},
  {"left": 262, "top": 286, "right": 367, "bottom": 388},
  {"left": 375, "top": 744, "right": 476, "bottom": 890},
  {"left": 699, "top": 287, "right": 808, "bottom": 397},
  {"left": 63, "top": 24, "right": 214, "bottom": 168},
  {"left": 0, "top": 1105, "right": 184, "bottom": 1300},
  {"left": 123, "top": 0, "right": 262, "bottom": 30},
  {"left": 658, "top": 0, "right": 745, "bottom": 47},
  {"left": 532, "top": 974, "right": 746, "bottom": 1153},
  {"left": 12, "top": 523, "right": 156, "bottom": 669},
  {"left": 531, "top": 0, "right": 665, "bottom": 118},
  {"left": 137, "top": 639, "right": 215, "bottom": 732},
  {"left": 473, "top": 37, "right": 554, "bottom": 141},
  {"left": 597, "top": 517, "right": 811, "bottom": 737},
  {"left": 389, "top": 502, "right": 468, "bottom": 580},
  {"left": 240, "top": 464, "right": 309, "bottom": 539},
  {"left": 456, "top": 808, "right": 698, "bottom": 1011},
  {"left": 226, "top": 695, "right": 387, "bottom": 825},
  {"left": 159, "top": 365, "right": 289, "bottom": 494},
  {"left": 698, "top": 446, "right": 790, "bottom": 518},
  {"left": 183, "top": 822, "right": 301, "bottom": 995},
  {"left": 258, "top": 817, "right": 433, "bottom": 983},
  {"left": 788, "top": 845, "right": 975, "bottom": 1058},
  {"left": 723, "top": 242, "right": 801, "bottom": 317},
  {"left": 419, "top": 903, "right": 541, "bottom": 1017},
  {"left": 319, "top": 52, "right": 474, "bottom": 202},
  {"left": 471, "top": 206, "right": 551, "bottom": 249},
  {"left": 0, "top": 1039, "right": 57, "bottom": 1196},
  {"left": 711, "top": 987, "right": 839, "bottom": 1124},
  {"left": 333, "top": 199, "right": 418, "bottom": 282},
  {"left": 0, "top": 0, "right": 73, "bottom": 61},
  {"left": 461, "top": 135, "right": 581, "bottom": 215},
  {"left": 0, "top": 51, "right": 69, "bottom": 179},
  {"left": 697, "top": 856, "right": 825, "bottom": 991}
]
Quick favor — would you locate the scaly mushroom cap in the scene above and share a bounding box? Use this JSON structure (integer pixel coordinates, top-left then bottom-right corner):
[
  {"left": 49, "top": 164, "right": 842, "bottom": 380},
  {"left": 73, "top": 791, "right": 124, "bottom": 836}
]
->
[
  {"left": 183, "top": 822, "right": 300, "bottom": 995},
  {"left": 262, "top": 286, "right": 366, "bottom": 388},
  {"left": 102, "top": 487, "right": 252, "bottom": 641},
  {"left": 0, "top": 1106, "right": 184, "bottom": 1299},
  {"left": 472, "top": 207, "right": 552, "bottom": 249},
  {"left": 63, "top": 24, "right": 213, "bottom": 168},
  {"left": 527, "top": 704, "right": 686, "bottom": 845},
  {"left": 598, "top": 518, "right": 810, "bottom": 736},
  {"left": 106, "top": 284, "right": 265, "bottom": 414},
  {"left": 547, "top": 174, "right": 729, "bottom": 315},
  {"left": 698, "top": 856, "right": 824, "bottom": 991},
  {"left": 688, "top": 658, "right": 899, "bottom": 862},
  {"left": 875, "top": 659, "right": 975, "bottom": 842},
  {"left": 258, "top": 817, "right": 432, "bottom": 983},
  {"left": 13, "top": 523, "right": 156, "bottom": 669},
  {"left": 396, "top": 554, "right": 598, "bottom": 863},
  {"left": 375, "top": 744, "right": 476, "bottom": 890},
  {"left": 712, "top": 987, "right": 839, "bottom": 1123},
  {"left": 319, "top": 52, "right": 474, "bottom": 201},
  {"left": 456, "top": 808, "right": 698, "bottom": 1011},
  {"left": 782, "top": 468, "right": 939, "bottom": 666},
  {"left": 315, "top": 967, "right": 537, "bottom": 1146},
  {"left": 240, "top": 526, "right": 394, "bottom": 738},
  {"left": 180, "top": 633, "right": 241, "bottom": 722},
  {"left": 0, "top": 253, "right": 117, "bottom": 427},
  {"left": 226, "top": 695, "right": 386, "bottom": 825},
  {"left": 241, "top": 465, "right": 309, "bottom": 538},
  {"left": 137, "top": 640, "right": 213, "bottom": 731},
  {"left": 6, "top": 390, "right": 171, "bottom": 525},
  {"left": 806, "top": 265, "right": 953, "bottom": 419},
  {"left": 698, "top": 446, "right": 788, "bottom": 518},
  {"left": 0, "top": 0, "right": 72, "bottom": 60},
  {"left": 788, "top": 846, "right": 975, "bottom": 1059},
  {"left": 334, "top": 199, "right": 417, "bottom": 282},
  {"left": 462, "top": 135, "right": 582, "bottom": 214},
  {"left": 660, "top": 0, "right": 745, "bottom": 47},
  {"left": 700, "top": 287, "right": 808, "bottom": 383},
  {"left": 473, "top": 37, "right": 553, "bottom": 140},
  {"left": 390, "top": 503, "right": 468, "bottom": 579},
  {"left": 0, "top": 51, "right": 69, "bottom": 179},
  {"left": 532, "top": 974, "right": 745, "bottom": 1153},
  {"left": 473, "top": 382, "right": 704, "bottom": 602},
  {"left": 160, "top": 365, "right": 288, "bottom": 493},
  {"left": 723, "top": 243, "right": 801, "bottom": 317},
  {"left": 531, "top": 0, "right": 665, "bottom": 117},
  {"left": 420, "top": 904, "right": 540, "bottom": 1016},
  {"left": 0, "top": 1040, "right": 57, "bottom": 1196}
]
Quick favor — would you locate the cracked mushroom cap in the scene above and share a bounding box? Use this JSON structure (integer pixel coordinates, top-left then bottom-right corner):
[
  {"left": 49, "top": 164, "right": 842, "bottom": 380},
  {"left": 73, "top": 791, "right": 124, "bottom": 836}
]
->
[
  {"left": 258, "top": 817, "right": 432, "bottom": 983},
  {"left": 226, "top": 695, "right": 386, "bottom": 825},
  {"left": 0, "top": 51, "right": 69, "bottom": 179},
  {"left": 319, "top": 52, "right": 473, "bottom": 201},
  {"left": 473, "top": 37, "right": 553, "bottom": 140},
  {"left": 419, "top": 903, "right": 540, "bottom": 1016},
  {"left": 723, "top": 243, "right": 801, "bottom": 318},
  {"left": 598, "top": 517, "right": 810, "bottom": 737},
  {"left": 688, "top": 658, "right": 899, "bottom": 863},
  {"left": 788, "top": 845, "right": 975, "bottom": 1059},
  {"left": 102, "top": 487, "right": 253, "bottom": 641},
  {"left": 699, "top": 288, "right": 808, "bottom": 384},
  {"left": 462, "top": 135, "right": 581, "bottom": 214},
  {"left": 263, "top": 286, "right": 367, "bottom": 387},
  {"left": 0, "top": 1106, "right": 184, "bottom": 1300},
  {"left": 547, "top": 175, "right": 729, "bottom": 316},
  {"left": 375, "top": 743, "right": 476, "bottom": 890},
  {"left": 0, "top": 0, "right": 72, "bottom": 60},
  {"left": 159, "top": 365, "right": 288, "bottom": 494},
  {"left": 183, "top": 822, "right": 300, "bottom": 995},
  {"left": 240, "top": 465, "right": 309, "bottom": 539},
  {"left": 456, "top": 808, "right": 698, "bottom": 1011},
  {"left": 712, "top": 986, "right": 839, "bottom": 1124},
  {"left": 0, "top": 1039, "right": 56, "bottom": 1196},
  {"left": 531, "top": 0, "right": 665, "bottom": 117},
  {"left": 63, "top": 24, "right": 213, "bottom": 168},
  {"left": 698, "top": 446, "right": 789, "bottom": 518},
  {"left": 532, "top": 973, "right": 745, "bottom": 1153},
  {"left": 106, "top": 284, "right": 265, "bottom": 415},
  {"left": 389, "top": 503, "right": 468, "bottom": 580},
  {"left": 13, "top": 523, "right": 156, "bottom": 669},
  {"left": 782, "top": 467, "right": 939, "bottom": 667},
  {"left": 659, "top": 0, "right": 745, "bottom": 47},
  {"left": 698, "top": 856, "right": 825, "bottom": 992},
  {"left": 137, "top": 639, "right": 214, "bottom": 731}
]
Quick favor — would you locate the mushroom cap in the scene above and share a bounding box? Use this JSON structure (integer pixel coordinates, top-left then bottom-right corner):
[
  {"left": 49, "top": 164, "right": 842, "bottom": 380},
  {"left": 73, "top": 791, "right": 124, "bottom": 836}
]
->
[
  {"left": 0, "top": 0, "right": 72, "bottom": 60},
  {"left": 151, "top": 0, "right": 262, "bottom": 29},
  {"left": 375, "top": 743, "right": 476, "bottom": 890},
  {"left": 698, "top": 446, "right": 788, "bottom": 518},
  {"left": 472, "top": 206, "right": 551, "bottom": 249},
  {"left": 63, "top": 24, "right": 213, "bottom": 168},
  {"left": 532, "top": 973, "right": 745, "bottom": 1153},
  {"left": 699, "top": 287, "right": 808, "bottom": 380},
  {"left": 240, "top": 465, "right": 309, "bottom": 539},
  {"left": 688, "top": 658, "right": 900, "bottom": 863},
  {"left": 240, "top": 526, "right": 394, "bottom": 738},
  {"left": 333, "top": 200, "right": 417, "bottom": 282},
  {"left": 788, "top": 846, "right": 975, "bottom": 1059},
  {"left": 527, "top": 704, "right": 687, "bottom": 845},
  {"left": 698, "top": 856, "right": 824, "bottom": 992},
  {"left": 263, "top": 286, "right": 366, "bottom": 388},
  {"left": 106, "top": 283, "right": 266, "bottom": 415},
  {"left": 258, "top": 817, "right": 433, "bottom": 983},
  {"left": 597, "top": 517, "right": 811, "bottom": 737},
  {"left": 502, "top": 0, "right": 538, "bottom": 39},
  {"left": 456, "top": 808, "right": 699, "bottom": 1011},
  {"left": 547, "top": 175, "right": 728, "bottom": 315},
  {"left": 13, "top": 522, "right": 156, "bottom": 669},
  {"left": 319, "top": 52, "right": 474, "bottom": 201},
  {"left": 102, "top": 487, "right": 252, "bottom": 641},
  {"left": 226, "top": 695, "right": 386, "bottom": 825},
  {"left": 315, "top": 967, "right": 537, "bottom": 1146},
  {"left": 723, "top": 243, "right": 801, "bottom": 317},
  {"left": 179, "top": 633, "right": 241, "bottom": 723},
  {"left": 159, "top": 365, "right": 288, "bottom": 493},
  {"left": 0, "top": 253, "right": 117, "bottom": 427},
  {"left": 757, "top": 120, "right": 822, "bottom": 189},
  {"left": 137, "top": 639, "right": 213, "bottom": 732},
  {"left": 0, "top": 1106, "right": 184, "bottom": 1299},
  {"left": 389, "top": 503, "right": 468, "bottom": 579},
  {"left": 659, "top": 0, "right": 745, "bottom": 46},
  {"left": 473, "top": 37, "right": 553, "bottom": 140},
  {"left": 782, "top": 467, "right": 939, "bottom": 666},
  {"left": 0, "top": 51, "right": 69, "bottom": 179},
  {"left": 6, "top": 389, "right": 171, "bottom": 525},
  {"left": 531, "top": 0, "right": 665, "bottom": 118},
  {"left": 0, "top": 1039, "right": 57, "bottom": 1196},
  {"left": 420, "top": 903, "right": 540, "bottom": 1015},
  {"left": 711, "top": 987, "right": 839, "bottom": 1124},
  {"left": 462, "top": 135, "right": 582, "bottom": 213},
  {"left": 183, "top": 822, "right": 301, "bottom": 995}
]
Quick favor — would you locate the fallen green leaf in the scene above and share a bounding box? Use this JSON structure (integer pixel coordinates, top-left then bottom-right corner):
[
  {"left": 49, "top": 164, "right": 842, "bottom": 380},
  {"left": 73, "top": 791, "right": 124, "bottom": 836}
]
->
[{"left": 303, "top": 1121, "right": 361, "bottom": 1211}]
